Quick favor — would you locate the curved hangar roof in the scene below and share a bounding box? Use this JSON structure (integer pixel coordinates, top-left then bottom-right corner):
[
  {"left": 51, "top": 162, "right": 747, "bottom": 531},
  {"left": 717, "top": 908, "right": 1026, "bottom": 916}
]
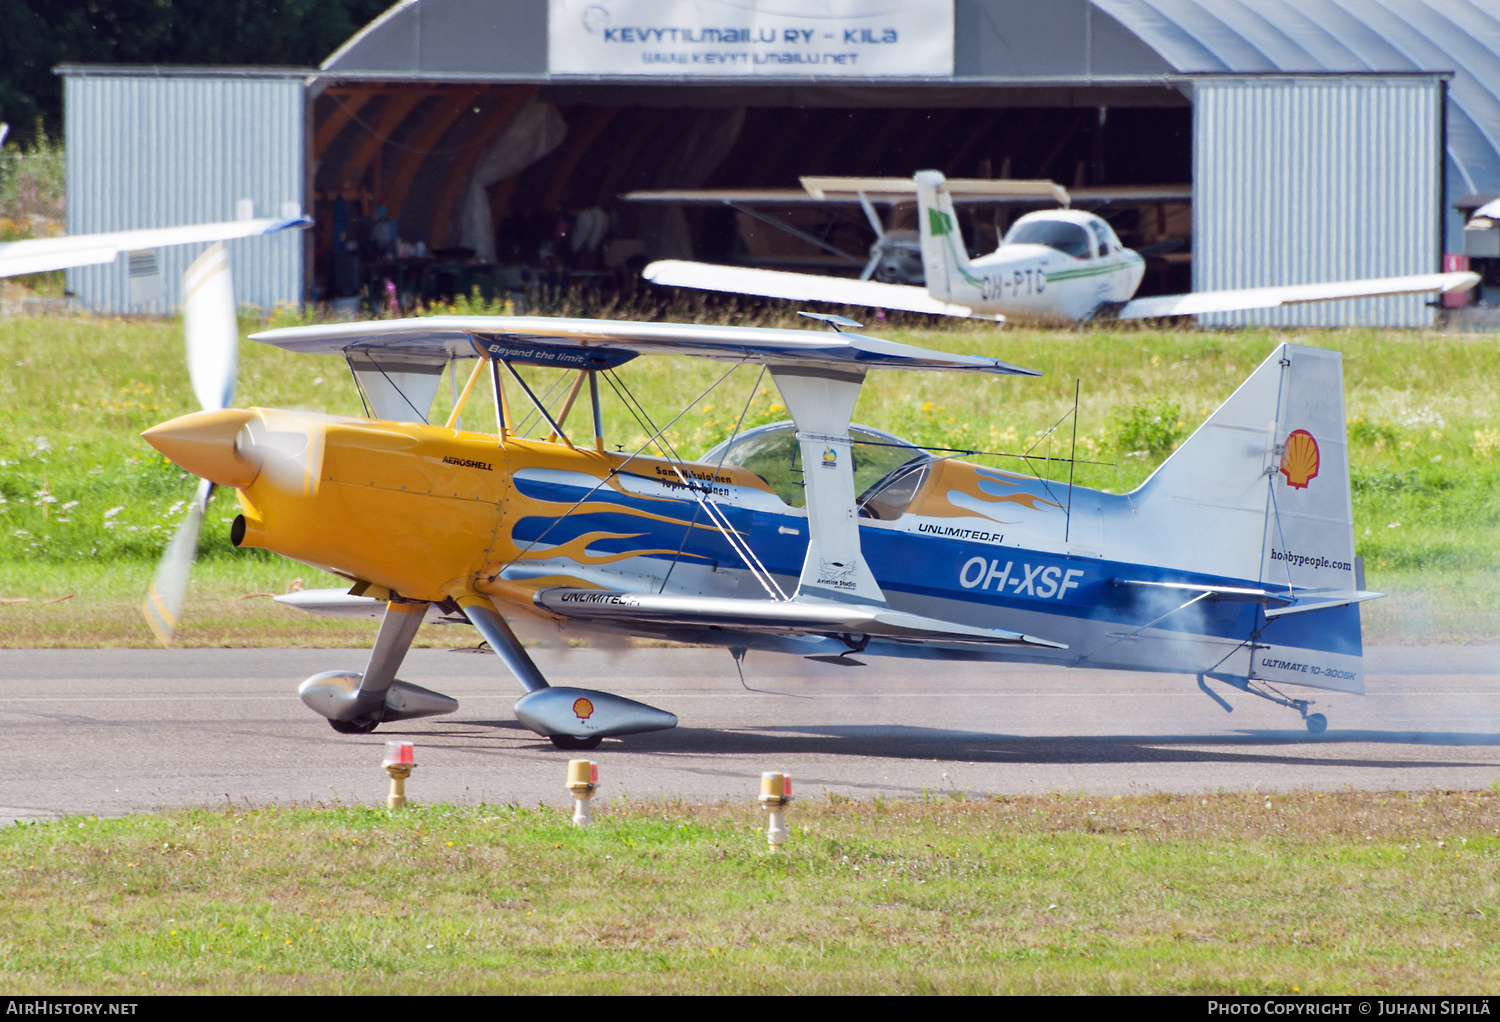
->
[
  {"left": 1092, "top": 0, "right": 1500, "bottom": 206},
  {"left": 324, "top": 0, "right": 1500, "bottom": 203}
]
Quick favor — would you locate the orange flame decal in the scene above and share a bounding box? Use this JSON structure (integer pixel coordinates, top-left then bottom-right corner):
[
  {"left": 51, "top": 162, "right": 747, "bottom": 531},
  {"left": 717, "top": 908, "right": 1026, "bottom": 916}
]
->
[
  {"left": 573, "top": 697, "right": 594, "bottom": 720},
  {"left": 1279, "top": 429, "right": 1320, "bottom": 489}
]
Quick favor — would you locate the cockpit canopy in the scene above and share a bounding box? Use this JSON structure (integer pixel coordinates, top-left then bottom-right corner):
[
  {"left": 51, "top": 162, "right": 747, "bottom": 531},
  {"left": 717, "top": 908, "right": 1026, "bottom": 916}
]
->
[
  {"left": 700, "top": 421, "right": 931, "bottom": 519},
  {"left": 1004, "top": 212, "right": 1120, "bottom": 260}
]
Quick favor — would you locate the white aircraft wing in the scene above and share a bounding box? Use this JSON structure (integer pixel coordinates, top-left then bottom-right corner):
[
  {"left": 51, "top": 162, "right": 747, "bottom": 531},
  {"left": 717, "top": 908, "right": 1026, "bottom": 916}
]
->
[
  {"left": 643, "top": 259, "right": 1003, "bottom": 321},
  {"left": 534, "top": 589, "right": 1065, "bottom": 648},
  {"left": 1117, "top": 271, "right": 1480, "bottom": 320},
  {"left": 0, "top": 216, "right": 311, "bottom": 278}
]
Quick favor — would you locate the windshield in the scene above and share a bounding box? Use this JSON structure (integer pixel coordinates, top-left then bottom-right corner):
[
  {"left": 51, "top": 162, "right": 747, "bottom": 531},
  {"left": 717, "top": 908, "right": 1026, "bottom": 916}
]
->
[
  {"left": 701, "top": 421, "right": 930, "bottom": 513},
  {"left": 1005, "top": 218, "right": 1093, "bottom": 258}
]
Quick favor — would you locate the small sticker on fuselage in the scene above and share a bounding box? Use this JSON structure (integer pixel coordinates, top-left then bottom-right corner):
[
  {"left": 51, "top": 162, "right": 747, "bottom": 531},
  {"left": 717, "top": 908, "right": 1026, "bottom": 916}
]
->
[{"left": 442, "top": 455, "right": 492, "bottom": 471}]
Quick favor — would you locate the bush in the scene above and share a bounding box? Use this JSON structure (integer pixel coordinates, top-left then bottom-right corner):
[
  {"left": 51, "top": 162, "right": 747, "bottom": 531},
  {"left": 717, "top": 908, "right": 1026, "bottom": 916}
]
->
[{"left": 1108, "top": 398, "right": 1184, "bottom": 457}]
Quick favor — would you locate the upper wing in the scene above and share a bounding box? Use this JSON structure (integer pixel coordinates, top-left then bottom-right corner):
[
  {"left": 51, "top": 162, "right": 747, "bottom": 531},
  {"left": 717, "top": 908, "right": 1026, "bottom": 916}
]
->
[
  {"left": 0, "top": 216, "right": 311, "bottom": 278},
  {"left": 534, "top": 589, "right": 1065, "bottom": 648},
  {"left": 1117, "top": 271, "right": 1479, "bottom": 320},
  {"left": 643, "top": 259, "right": 1001, "bottom": 321},
  {"left": 252, "top": 312, "right": 1036, "bottom": 375}
]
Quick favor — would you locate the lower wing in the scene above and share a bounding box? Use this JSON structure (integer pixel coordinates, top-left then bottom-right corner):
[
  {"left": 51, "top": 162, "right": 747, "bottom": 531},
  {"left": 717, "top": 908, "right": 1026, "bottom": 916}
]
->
[
  {"left": 535, "top": 589, "right": 1063, "bottom": 648},
  {"left": 1117, "top": 271, "right": 1479, "bottom": 319},
  {"left": 644, "top": 259, "right": 1002, "bottom": 321}
]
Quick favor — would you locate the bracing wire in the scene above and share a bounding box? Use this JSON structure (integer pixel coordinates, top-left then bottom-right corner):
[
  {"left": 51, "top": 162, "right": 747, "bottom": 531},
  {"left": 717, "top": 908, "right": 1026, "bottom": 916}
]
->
[
  {"left": 603, "top": 370, "right": 787, "bottom": 600},
  {"left": 487, "top": 362, "right": 745, "bottom": 580},
  {"left": 659, "top": 366, "right": 767, "bottom": 593}
]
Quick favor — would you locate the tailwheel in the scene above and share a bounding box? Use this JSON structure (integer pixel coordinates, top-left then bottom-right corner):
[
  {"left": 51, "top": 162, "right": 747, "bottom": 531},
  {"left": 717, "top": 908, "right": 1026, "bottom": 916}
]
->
[
  {"left": 1305, "top": 713, "right": 1328, "bottom": 735},
  {"left": 549, "top": 734, "right": 603, "bottom": 751},
  {"left": 328, "top": 717, "right": 382, "bottom": 735}
]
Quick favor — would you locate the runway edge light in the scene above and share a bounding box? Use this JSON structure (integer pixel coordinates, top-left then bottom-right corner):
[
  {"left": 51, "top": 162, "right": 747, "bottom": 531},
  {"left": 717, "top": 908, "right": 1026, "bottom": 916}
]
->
[
  {"left": 568, "top": 759, "right": 598, "bottom": 827},
  {"left": 383, "top": 740, "right": 415, "bottom": 810},
  {"left": 759, "top": 772, "right": 792, "bottom": 852}
]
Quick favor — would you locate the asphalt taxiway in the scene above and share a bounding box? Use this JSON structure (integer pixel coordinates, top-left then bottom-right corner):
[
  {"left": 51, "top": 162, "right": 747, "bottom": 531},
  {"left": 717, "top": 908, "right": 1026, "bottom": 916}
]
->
[{"left": 2, "top": 645, "right": 1498, "bottom": 822}]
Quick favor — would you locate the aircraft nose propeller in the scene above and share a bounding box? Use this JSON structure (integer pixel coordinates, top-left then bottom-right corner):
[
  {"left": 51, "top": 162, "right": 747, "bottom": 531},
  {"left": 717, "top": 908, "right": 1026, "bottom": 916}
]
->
[
  {"left": 140, "top": 242, "right": 328, "bottom": 647},
  {"left": 142, "top": 409, "right": 259, "bottom": 487}
]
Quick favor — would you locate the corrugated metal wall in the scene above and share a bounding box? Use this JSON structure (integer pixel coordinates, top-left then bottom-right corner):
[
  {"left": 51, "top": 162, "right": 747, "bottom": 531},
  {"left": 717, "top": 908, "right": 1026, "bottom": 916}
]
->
[
  {"left": 1193, "top": 77, "right": 1443, "bottom": 328},
  {"left": 64, "top": 72, "right": 305, "bottom": 314}
]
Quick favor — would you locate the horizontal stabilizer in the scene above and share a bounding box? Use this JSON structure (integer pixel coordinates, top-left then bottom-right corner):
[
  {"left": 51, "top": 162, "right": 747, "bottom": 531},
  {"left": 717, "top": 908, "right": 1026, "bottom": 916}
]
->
[
  {"left": 535, "top": 589, "right": 1065, "bottom": 648},
  {"left": 1112, "top": 579, "right": 1293, "bottom": 605},
  {"left": 1262, "top": 589, "right": 1385, "bottom": 619},
  {"left": 1117, "top": 271, "right": 1479, "bottom": 319},
  {"left": 643, "top": 260, "right": 1002, "bottom": 321},
  {"left": 1112, "top": 579, "right": 1383, "bottom": 619},
  {"left": 801, "top": 176, "right": 1069, "bottom": 205}
]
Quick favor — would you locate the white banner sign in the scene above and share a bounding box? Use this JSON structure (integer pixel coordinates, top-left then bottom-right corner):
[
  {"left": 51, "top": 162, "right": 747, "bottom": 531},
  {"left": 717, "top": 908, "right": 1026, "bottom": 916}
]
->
[{"left": 549, "top": 0, "right": 954, "bottom": 78}]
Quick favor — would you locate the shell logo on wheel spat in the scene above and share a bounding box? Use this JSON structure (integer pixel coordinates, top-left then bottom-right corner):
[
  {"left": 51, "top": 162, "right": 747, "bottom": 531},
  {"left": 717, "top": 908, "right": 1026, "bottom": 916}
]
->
[
  {"left": 572, "top": 696, "right": 594, "bottom": 720},
  {"left": 1279, "top": 429, "right": 1320, "bottom": 489}
]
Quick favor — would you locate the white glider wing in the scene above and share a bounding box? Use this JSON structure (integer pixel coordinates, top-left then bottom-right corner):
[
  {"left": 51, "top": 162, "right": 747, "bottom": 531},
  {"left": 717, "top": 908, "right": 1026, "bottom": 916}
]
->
[
  {"left": 0, "top": 216, "right": 311, "bottom": 278},
  {"left": 1117, "top": 271, "right": 1479, "bottom": 320},
  {"left": 643, "top": 259, "right": 1001, "bottom": 321}
]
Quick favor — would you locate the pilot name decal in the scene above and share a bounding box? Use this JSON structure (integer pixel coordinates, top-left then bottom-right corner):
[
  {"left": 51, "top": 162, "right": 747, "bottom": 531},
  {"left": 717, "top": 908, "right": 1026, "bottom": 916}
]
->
[
  {"left": 917, "top": 522, "right": 1004, "bottom": 544},
  {"left": 959, "top": 557, "right": 1084, "bottom": 599},
  {"left": 650, "top": 464, "right": 733, "bottom": 496},
  {"left": 442, "top": 455, "right": 493, "bottom": 471}
]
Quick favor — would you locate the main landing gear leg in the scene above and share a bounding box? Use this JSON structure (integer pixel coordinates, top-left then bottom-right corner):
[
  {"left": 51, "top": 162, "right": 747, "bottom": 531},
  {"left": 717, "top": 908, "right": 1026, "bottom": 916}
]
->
[
  {"left": 300, "top": 600, "right": 459, "bottom": 733},
  {"left": 1198, "top": 674, "right": 1327, "bottom": 734},
  {"left": 457, "top": 595, "right": 676, "bottom": 749}
]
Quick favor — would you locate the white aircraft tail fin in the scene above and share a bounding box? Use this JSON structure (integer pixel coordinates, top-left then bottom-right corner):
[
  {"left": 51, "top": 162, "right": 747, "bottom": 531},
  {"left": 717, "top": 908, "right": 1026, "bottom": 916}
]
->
[
  {"left": 1135, "top": 343, "right": 1356, "bottom": 592},
  {"left": 914, "top": 170, "right": 977, "bottom": 303},
  {"left": 1128, "top": 343, "right": 1367, "bottom": 693}
]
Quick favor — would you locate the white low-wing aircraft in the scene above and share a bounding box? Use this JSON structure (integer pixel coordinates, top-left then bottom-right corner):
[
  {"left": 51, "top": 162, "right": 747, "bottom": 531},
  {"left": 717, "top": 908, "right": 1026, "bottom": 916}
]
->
[
  {"left": 645, "top": 170, "right": 1478, "bottom": 323},
  {"left": 0, "top": 214, "right": 310, "bottom": 279}
]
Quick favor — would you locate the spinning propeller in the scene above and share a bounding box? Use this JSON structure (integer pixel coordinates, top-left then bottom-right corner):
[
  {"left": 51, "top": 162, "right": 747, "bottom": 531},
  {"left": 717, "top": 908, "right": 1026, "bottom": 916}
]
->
[{"left": 140, "top": 244, "right": 328, "bottom": 646}]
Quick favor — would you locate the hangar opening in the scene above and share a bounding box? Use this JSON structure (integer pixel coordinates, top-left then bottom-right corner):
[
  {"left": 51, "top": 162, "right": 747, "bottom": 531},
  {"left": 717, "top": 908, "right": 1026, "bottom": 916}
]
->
[{"left": 310, "top": 84, "right": 1192, "bottom": 308}]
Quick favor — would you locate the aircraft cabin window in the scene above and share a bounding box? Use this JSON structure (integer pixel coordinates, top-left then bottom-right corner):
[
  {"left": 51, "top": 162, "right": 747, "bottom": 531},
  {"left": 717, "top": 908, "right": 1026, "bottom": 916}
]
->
[
  {"left": 701, "top": 422, "right": 931, "bottom": 515},
  {"left": 1004, "top": 219, "right": 1094, "bottom": 259},
  {"left": 1087, "top": 220, "right": 1113, "bottom": 255}
]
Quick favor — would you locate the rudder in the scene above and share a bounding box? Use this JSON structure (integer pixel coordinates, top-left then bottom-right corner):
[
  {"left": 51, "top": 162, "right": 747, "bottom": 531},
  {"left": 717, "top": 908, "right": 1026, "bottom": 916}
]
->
[{"left": 1126, "top": 342, "right": 1364, "bottom": 694}]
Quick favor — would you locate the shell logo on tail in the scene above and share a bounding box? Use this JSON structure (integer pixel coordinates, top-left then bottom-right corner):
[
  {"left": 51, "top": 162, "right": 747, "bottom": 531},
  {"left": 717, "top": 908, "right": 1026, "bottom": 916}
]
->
[
  {"left": 1279, "top": 429, "right": 1320, "bottom": 489},
  {"left": 573, "top": 696, "right": 595, "bottom": 720}
]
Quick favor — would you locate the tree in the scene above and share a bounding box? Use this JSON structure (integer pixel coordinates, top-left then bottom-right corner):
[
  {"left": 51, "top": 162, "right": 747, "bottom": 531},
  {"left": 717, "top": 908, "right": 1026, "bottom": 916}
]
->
[{"left": 0, "top": 0, "right": 394, "bottom": 145}]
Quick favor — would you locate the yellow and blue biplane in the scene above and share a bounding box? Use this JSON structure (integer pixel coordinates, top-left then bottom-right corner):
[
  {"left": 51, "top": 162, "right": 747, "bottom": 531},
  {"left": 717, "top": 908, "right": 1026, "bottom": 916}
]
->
[{"left": 141, "top": 247, "right": 1379, "bottom": 748}]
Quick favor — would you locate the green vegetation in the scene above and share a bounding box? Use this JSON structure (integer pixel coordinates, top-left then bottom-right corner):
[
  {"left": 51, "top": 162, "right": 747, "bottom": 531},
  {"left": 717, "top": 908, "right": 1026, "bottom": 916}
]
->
[
  {"left": 0, "top": 2, "right": 394, "bottom": 145},
  {"left": 1, "top": 313, "right": 1497, "bottom": 645},
  {"left": 2, "top": 793, "right": 1496, "bottom": 994}
]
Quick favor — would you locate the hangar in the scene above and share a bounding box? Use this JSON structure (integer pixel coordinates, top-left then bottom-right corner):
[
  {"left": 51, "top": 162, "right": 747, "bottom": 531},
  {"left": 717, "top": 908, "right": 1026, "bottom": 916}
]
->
[{"left": 61, "top": 0, "right": 1500, "bottom": 326}]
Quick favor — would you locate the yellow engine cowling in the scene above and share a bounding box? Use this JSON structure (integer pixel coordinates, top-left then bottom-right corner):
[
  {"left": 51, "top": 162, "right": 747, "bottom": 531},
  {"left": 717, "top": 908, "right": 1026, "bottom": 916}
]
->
[{"left": 232, "top": 415, "right": 509, "bottom": 603}]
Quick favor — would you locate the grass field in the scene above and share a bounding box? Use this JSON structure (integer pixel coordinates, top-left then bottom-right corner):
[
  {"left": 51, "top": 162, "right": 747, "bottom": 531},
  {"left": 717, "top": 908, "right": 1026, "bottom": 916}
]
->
[
  {"left": 2, "top": 792, "right": 1496, "bottom": 994},
  {"left": 1, "top": 310, "right": 1498, "bottom": 646}
]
